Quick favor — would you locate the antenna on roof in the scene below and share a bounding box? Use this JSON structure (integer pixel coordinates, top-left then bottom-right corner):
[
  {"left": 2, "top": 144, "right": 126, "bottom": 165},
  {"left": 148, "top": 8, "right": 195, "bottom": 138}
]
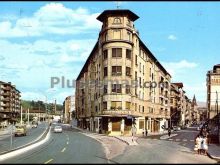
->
[{"left": 115, "top": 1, "right": 121, "bottom": 9}]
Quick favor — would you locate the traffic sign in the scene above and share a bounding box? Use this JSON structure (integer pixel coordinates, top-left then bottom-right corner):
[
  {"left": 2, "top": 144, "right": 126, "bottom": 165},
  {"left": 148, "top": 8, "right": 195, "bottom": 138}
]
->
[{"left": 161, "top": 125, "right": 165, "bottom": 129}]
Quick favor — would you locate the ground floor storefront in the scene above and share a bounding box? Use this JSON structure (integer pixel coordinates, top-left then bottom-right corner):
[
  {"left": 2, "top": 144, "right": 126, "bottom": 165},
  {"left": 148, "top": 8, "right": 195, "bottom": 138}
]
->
[{"left": 77, "top": 116, "right": 169, "bottom": 136}]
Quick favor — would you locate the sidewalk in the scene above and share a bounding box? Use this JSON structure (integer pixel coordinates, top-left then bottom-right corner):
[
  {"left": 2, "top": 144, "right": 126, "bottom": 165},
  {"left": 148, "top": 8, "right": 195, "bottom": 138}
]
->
[
  {"left": 71, "top": 126, "right": 138, "bottom": 145},
  {"left": 113, "top": 136, "right": 138, "bottom": 145},
  {"left": 208, "top": 143, "right": 220, "bottom": 160}
]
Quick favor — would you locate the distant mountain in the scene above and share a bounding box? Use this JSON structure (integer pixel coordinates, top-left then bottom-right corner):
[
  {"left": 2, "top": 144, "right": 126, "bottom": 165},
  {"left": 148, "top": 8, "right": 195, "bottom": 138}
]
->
[{"left": 197, "top": 101, "right": 207, "bottom": 107}]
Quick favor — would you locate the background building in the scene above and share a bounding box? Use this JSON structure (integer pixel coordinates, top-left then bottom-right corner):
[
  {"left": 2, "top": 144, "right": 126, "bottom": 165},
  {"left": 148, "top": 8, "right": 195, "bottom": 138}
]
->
[
  {"left": 75, "top": 9, "right": 171, "bottom": 136},
  {"left": 207, "top": 64, "right": 220, "bottom": 119},
  {"left": 63, "top": 95, "right": 75, "bottom": 124},
  {"left": 0, "top": 81, "right": 21, "bottom": 127}
]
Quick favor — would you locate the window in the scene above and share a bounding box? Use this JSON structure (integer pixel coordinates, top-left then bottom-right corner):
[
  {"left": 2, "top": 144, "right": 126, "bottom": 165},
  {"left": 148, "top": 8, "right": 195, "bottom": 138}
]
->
[
  {"left": 113, "top": 30, "right": 121, "bottom": 39},
  {"left": 104, "top": 85, "right": 108, "bottom": 94},
  {"left": 126, "top": 49, "right": 131, "bottom": 59},
  {"left": 113, "top": 17, "right": 121, "bottom": 24},
  {"left": 126, "top": 102, "right": 131, "bottom": 110},
  {"left": 112, "top": 84, "right": 122, "bottom": 93},
  {"left": 139, "top": 62, "right": 141, "bottom": 72},
  {"left": 139, "top": 105, "right": 141, "bottom": 112},
  {"left": 135, "top": 55, "right": 138, "bottom": 65},
  {"left": 105, "top": 33, "right": 108, "bottom": 41},
  {"left": 104, "top": 67, "right": 108, "bottom": 77},
  {"left": 103, "top": 50, "right": 108, "bottom": 59},
  {"left": 126, "top": 67, "right": 131, "bottom": 76},
  {"left": 112, "top": 66, "right": 122, "bottom": 76},
  {"left": 139, "top": 120, "right": 144, "bottom": 129},
  {"left": 126, "top": 85, "right": 131, "bottom": 94},
  {"left": 127, "top": 31, "right": 131, "bottom": 41},
  {"left": 139, "top": 77, "right": 141, "bottom": 87},
  {"left": 142, "top": 106, "right": 144, "bottom": 113},
  {"left": 111, "top": 101, "right": 122, "bottom": 110},
  {"left": 135, "top": 71, "right": 137, "bottom": 80},
  {"left": 112, "top": 48, "right": 122, "bottom": 58},
  {"left": 103, "top": 102, "right": 107, "bottom": 110}
]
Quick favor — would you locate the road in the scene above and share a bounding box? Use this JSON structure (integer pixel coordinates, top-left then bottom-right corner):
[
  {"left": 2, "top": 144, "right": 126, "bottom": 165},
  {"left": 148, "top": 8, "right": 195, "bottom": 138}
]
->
[
  {"left": 0, "top": 122, "right": 48, "bottom": 154},
  {"left": 0, "top": 124, "right": 108, "bottom": 164},
  {"left": 0, "top": 125, "right": 217, "bottom": 164}
]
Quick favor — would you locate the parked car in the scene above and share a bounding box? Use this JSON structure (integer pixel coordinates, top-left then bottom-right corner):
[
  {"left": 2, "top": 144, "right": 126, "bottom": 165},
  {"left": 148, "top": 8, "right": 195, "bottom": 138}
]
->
[
  {"left": 54, "top": 126, "right": 62, "bottom": 133},
  {"left": 14, "top": 124, "right": 27, "bottom": 136},
  {"left": 173, "top": 126, "right": 181, "bottom": 131}
]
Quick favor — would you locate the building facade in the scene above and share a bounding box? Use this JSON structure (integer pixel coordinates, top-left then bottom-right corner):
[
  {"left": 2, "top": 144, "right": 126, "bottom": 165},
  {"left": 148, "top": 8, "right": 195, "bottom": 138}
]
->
[
  {"left": 207, "top": 64, "right": 220, "bottom": 119},
  {"left": 170, "top": 83, "right": 196, "bottom": 127},
  {"left": 0, "top": 81, "right": 21, "bottom": 126},
  {"left": 63, "top": 95, "right": 75, "bottom": 124},
  {"left": 75, "top": 10, "right": 171, "bottom": 136}
]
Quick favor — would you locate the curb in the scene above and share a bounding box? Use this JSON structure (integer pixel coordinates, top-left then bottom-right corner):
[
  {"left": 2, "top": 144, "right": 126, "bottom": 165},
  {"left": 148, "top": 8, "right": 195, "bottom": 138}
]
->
[
  {"left": 0, "top": 124, "right": 50, "bottom": 156},
  {"left": 113, "top": 136, "right": 130, "bottom": 145},
  {"left": 207, "top": 152, "right": 220, "bottom": 161}
]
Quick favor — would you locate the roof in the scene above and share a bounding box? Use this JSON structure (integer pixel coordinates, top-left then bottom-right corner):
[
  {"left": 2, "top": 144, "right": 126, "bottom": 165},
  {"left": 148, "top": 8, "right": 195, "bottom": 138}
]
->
[
  {"left": 213, "top": 64, "right": 220, "bottom": 71},
  {"left": 172, "top": 83, "right": 183, "bottom": 88},
  {"left": 97, "top": 9, "right": 139, "bottom": 22}
]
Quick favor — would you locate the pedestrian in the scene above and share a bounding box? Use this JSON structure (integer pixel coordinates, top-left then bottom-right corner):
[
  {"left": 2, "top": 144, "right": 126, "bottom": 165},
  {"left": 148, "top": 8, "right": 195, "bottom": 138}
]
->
[
  {"left": 131, "top": 125, "right": 137, "bottom": 142},
  {"left": 194, "top": 134, "right": 199, "bottom": 154},
  {"left": 197, "top": 134, "right": 203, "bottom": 155},
  {"left": 168, "top": 127, "right": 171, "bottom": 137},
  {"left": 145, "top": 129, "right": 148, "bottom": 137},
  {"left": 203, "top": 135, "right": 209, "bottom": 156}
]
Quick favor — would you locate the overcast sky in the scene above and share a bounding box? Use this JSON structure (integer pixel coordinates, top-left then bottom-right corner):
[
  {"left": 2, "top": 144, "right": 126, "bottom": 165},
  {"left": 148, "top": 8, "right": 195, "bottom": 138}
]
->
[{"left": 0, "top": 2, "right": 220, "bottom": 104}]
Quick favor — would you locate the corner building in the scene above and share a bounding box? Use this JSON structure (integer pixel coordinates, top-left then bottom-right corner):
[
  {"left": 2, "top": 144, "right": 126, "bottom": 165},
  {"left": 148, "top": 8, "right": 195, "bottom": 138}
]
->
[{"left": 75, "top": 10, "right": 171, "bottom": 135}]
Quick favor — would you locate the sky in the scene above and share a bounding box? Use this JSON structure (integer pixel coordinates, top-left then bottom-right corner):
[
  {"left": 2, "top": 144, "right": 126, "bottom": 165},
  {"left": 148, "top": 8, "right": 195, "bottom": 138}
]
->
[{"left": 0, "top": 1, "right": 220, "bottom": 104}]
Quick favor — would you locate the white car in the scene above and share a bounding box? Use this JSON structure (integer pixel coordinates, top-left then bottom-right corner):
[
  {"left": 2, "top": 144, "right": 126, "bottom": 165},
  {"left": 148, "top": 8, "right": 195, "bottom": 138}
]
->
[
  {"left": 54, "top": 126, "right": 62, "bottom": 133},
  {"left": 173, "top": 126, "right": 181, "bottom": 131}
]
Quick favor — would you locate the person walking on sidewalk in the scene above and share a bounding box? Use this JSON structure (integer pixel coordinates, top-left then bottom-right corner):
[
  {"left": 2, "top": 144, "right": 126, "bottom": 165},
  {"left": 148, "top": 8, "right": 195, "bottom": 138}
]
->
[
  {"left": 197, "top": 134, "right": 203, "bottom": 155},
  {"left": 131, "top": 125, "right": 137, "bottom": 142},
  {"left": 168, "top": 127, "right": 171, "bottom": 137},
  {"left": 203, "top": 135, "right": 209, "bottom": 156},
  {"left": 194, "top": 134, "right": 199, "bottom": 154}
]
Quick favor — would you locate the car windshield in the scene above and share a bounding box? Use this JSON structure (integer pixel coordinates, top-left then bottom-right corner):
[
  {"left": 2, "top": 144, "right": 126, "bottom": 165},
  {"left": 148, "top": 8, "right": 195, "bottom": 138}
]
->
[{"left": 16, "top": 126, "right": 23, "bottom": 129}]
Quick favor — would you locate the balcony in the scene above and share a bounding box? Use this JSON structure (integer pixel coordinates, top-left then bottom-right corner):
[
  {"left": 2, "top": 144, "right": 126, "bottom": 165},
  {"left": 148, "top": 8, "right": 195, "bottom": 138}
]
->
[
  {"left": 2, "top": 92, "right": 10, "bottom": 96},
  {"left": 102, "top": 109, "right": 132, "bottom": 116}
]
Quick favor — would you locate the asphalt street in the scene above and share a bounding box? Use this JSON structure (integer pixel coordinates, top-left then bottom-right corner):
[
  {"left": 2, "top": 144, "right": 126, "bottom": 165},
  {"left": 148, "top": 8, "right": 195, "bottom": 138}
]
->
[
  {"left": 0, "top": 124, "right": 107, "bottom": 164},
  {"left": 0, "top": 125, "right": 217, "bottom": 164},
  {"left": 0, "top": 122, "right": 47, "bottom": 154}
]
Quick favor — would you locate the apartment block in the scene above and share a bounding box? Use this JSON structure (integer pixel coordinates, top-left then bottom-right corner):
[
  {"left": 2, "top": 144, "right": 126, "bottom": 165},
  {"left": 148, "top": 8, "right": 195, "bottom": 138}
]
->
[
  {"left": 0, "top": 81, "right": 21, "bottom": 126},
  {"left": 170, "top": 83, "right": 198, "bottom": 127},
  {"left": 207, "top": 64, "right": 220, "bottom": 119},
  {"left": 63, "top": 95, "right": 75, "bottom": 124},
  {"left": 75, "top": 9, "right": 171, "bottom": 136}
]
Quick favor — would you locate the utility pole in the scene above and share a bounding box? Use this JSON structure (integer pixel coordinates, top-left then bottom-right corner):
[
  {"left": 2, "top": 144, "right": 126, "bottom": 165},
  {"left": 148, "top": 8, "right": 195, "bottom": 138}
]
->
[
  {"left": 54, "top": 99, "right": 57, "bottom": 115},
  {"left": 20, "top": 106, "right": 23, "bottom": 125},
  {"left": 28, "top": 108, "right": 29, "bottom": 126}
]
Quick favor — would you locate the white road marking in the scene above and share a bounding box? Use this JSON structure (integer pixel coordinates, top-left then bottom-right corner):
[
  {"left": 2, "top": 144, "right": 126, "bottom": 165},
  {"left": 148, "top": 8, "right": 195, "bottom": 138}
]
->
[
  {"left": 61, "top": 147, "right": 66, "bottom": 152},
  {"left": 175, "top": 139, "right": 180, "bottom": 141},
  {"left": 169, "top": 139, "right": 173, "bottom": 141},
  {"left": 44, "top": 158, "right": 53, "bottom": 164},
  {"left": 183, "top": 139, "right": 187, "bottom": 142},
  {"left": 67, "top": 141, "right": 69, "bottom": 145}
]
